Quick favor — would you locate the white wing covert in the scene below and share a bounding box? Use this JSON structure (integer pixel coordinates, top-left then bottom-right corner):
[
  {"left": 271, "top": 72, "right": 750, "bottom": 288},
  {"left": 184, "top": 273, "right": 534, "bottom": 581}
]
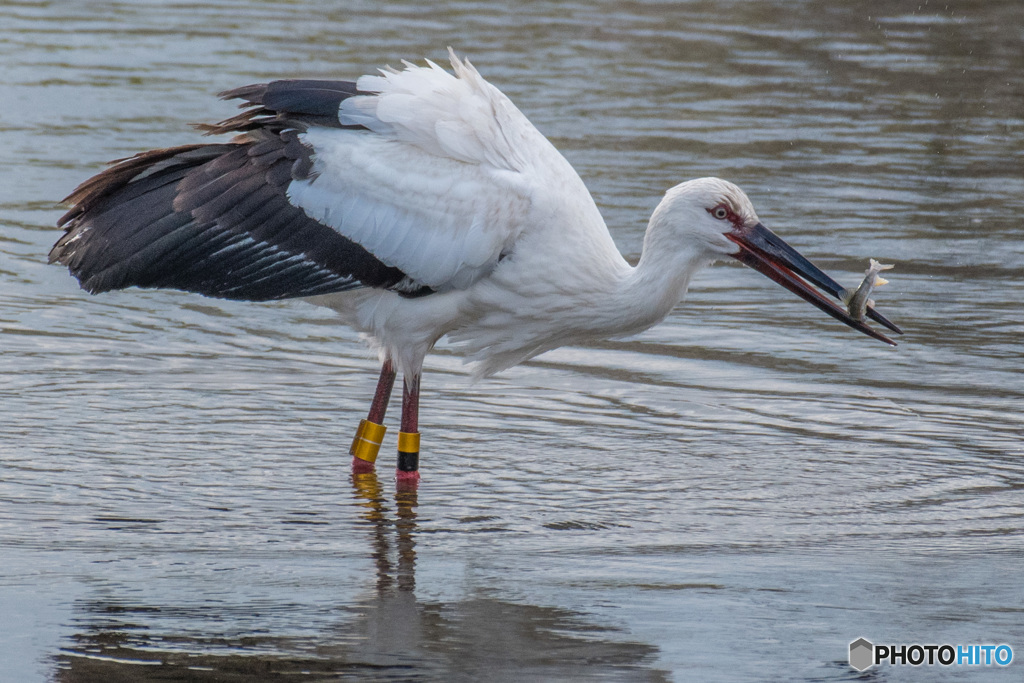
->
[{"left": 287, "top": 50, "right": 548, "bottom": 292}]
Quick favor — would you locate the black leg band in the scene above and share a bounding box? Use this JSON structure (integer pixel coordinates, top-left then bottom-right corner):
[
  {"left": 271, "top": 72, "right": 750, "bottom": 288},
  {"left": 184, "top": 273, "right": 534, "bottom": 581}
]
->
[{"left": 397, "top": 451, "right": 419, "bottom": 472}]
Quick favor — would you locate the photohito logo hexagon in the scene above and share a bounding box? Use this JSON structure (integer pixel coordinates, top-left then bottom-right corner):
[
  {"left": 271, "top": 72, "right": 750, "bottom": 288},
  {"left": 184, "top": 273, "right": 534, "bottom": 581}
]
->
[{"left": 850, "top": 638, "right": 874, "bottom": 671}]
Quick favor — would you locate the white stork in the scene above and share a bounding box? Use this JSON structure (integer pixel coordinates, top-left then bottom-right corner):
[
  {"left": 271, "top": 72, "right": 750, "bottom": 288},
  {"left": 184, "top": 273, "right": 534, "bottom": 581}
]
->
[{"left": 50, "top": 49, "right": 900, "bottom": 485}]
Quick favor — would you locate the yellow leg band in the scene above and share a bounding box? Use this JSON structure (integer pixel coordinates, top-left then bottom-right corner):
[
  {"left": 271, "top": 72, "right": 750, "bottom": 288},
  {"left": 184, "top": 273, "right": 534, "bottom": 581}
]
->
[
  {"left": 397, "top": 431, "right": 420, "bottom": 454},
  {"left": 350, "top": 419, "right": 387, "bottom": 463}
]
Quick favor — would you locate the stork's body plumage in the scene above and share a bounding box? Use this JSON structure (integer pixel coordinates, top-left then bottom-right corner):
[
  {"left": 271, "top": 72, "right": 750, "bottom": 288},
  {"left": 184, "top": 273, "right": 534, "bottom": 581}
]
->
[{"left": 51, "top": 50, "right": 899, "bottom": 484}]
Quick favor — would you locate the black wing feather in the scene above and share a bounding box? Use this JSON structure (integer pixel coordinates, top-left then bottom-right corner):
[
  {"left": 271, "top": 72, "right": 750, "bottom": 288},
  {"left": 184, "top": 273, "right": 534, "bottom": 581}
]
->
[{"left": 51, "top": 80, "right": 434, "bottom": 302}]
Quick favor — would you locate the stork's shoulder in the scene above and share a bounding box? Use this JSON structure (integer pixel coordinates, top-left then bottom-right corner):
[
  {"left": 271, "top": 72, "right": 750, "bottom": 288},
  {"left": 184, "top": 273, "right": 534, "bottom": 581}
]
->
[{"left": 337, "top": 49, "right": 549, "bottom": 174}]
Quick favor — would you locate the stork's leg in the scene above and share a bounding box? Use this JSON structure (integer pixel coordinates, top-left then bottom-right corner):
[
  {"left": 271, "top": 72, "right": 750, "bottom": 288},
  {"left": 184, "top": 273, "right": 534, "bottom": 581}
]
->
[
  {"left": 396, "top": 373, "right": 421, "bottom": 487},
  {"left": 350, "top": 360, "right": 396, "bottom": 473}
]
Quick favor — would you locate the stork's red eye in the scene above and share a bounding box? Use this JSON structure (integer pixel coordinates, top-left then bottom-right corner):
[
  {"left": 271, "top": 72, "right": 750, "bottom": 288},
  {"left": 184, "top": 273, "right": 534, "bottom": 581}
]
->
[{"left": 710, "top": 205, "right": 730, "bottom": 220}]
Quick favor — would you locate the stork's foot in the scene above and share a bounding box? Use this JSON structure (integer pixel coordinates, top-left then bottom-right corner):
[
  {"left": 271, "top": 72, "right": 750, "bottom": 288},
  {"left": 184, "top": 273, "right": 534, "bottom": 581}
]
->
[
  {"left": 395, "top": 468, "right": 421, "bottom": 491},
  {"left": 351, "top": 456, "right": 376, "bottom": 474}
]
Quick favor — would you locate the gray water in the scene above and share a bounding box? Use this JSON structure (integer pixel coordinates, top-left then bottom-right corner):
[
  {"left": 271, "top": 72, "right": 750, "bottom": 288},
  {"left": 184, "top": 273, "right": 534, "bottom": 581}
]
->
[{"left": 2, "top": 1, "right": 1023, "bottom": 681}]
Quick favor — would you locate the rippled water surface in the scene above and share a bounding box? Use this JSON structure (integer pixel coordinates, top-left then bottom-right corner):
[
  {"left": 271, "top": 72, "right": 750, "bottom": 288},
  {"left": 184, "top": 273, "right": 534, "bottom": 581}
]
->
[{"left": 2, "top": 1, "right": 1023, "bottom": 681}]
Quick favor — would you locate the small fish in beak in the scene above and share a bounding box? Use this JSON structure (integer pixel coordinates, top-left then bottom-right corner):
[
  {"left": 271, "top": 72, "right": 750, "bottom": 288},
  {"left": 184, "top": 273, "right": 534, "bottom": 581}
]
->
[{"left": 842, "top": 260, "right": 895, "bottom": 321}]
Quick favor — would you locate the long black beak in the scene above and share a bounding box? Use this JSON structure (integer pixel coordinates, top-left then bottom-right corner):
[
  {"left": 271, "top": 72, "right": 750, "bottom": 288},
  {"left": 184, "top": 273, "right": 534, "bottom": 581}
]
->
[{"left": 727, "top": 222, "right": 902, "bottom": 346}]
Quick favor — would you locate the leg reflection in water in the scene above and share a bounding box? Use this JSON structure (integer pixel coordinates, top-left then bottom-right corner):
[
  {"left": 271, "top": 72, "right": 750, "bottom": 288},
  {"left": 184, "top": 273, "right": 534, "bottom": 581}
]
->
[
  {"left": 351, "top": 469, "right": 418, "bottom": 594},
  {"left": 348, "top": 469, "right": 424, "bottom": 667}
]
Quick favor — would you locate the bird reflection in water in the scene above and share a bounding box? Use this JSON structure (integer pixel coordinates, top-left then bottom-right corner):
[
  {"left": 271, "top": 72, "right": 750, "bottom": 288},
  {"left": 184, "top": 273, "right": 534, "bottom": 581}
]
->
[{"left": 54, "top": 476, "right": 666, "bottom": 681}]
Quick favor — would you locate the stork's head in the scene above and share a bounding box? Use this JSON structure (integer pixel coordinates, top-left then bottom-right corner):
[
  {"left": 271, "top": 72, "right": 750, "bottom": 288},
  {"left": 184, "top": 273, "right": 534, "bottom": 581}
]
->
[{"left": 656, "top": 177, "right": 900, "bottom": 345}]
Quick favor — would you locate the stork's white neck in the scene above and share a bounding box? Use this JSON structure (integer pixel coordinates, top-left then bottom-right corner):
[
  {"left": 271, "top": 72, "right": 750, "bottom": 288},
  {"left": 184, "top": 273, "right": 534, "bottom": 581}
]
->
[{"left": 587, "top": 231, "right": 713, "bottom": 340}]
